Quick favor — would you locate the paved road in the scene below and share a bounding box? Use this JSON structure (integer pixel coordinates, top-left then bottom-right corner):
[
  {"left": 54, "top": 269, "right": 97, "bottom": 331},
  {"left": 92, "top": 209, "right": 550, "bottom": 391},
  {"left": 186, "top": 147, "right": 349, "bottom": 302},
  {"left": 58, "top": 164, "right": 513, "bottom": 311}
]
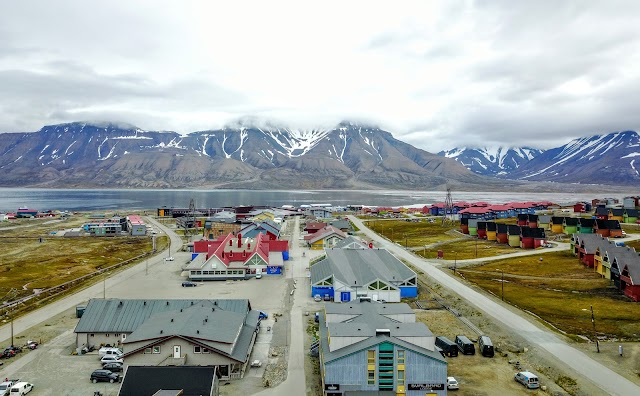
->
[
  {"left": 349, "top": 215, "right": 640, "bottom": 396},
  {"left": 254, "top": 216, "right": 307, "bottom": 396},
  {"left": 0, "top": 217, "right": 182, "bottom": 345}
]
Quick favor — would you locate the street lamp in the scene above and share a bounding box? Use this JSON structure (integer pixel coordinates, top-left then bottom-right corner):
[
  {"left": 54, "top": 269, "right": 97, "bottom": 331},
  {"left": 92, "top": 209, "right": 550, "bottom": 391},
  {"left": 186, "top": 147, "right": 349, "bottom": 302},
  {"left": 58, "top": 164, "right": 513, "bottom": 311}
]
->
[
  {"left": 453, "top": 251, "right": 457, "bottom": 274},
  {"left": 591, "top": 305, "right": 600, "bottom": 353},
  {"left": 391, "top": 228, "right": 394, "bottom": 242},
  {"left": 496, "top": 269, "right": 504, "bottom": 301}
]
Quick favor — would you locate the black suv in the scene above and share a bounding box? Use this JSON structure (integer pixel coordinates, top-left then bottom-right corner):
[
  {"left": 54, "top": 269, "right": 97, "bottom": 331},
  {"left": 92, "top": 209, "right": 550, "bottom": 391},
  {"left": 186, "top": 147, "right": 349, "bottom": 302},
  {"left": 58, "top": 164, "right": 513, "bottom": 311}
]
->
[
  {"left": 102, "top": 362, "right": 124, "bottom": 372},
  {"left": 90, "top": 369, "right": 120, "bottom": 383}
]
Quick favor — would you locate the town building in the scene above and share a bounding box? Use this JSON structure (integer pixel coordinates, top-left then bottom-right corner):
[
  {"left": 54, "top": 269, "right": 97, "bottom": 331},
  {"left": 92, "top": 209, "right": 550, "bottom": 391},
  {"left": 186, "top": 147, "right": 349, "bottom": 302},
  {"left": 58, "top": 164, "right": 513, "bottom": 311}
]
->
[
  {"left": 319, "top": 300, "right": 447, "bottom": 395},
  {"left": 75, "top": 298, "right": 258, "bottom": 380},
  {"left": 311, "top": 249, "right": 417, "bottom": 302}
]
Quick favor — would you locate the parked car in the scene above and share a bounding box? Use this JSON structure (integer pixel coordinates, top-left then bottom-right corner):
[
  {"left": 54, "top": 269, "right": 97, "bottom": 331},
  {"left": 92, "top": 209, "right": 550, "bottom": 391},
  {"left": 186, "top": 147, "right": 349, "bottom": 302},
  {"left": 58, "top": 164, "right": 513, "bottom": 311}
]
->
[
  {"left": 447, "top": 376, "right": 459, "bottom": 390},
  {"left": 181, "top": 281, "right": 197, "bottom": 287},
  {"left": 100, "top": 355, "right": 123, "bottom": 365},
  {"left": 98, "top": 347, "right": 123, "bottom": 358},
  {"left": 101, "top": 362, "right": 124, "bottom": 372},
  {"left": 250, "top": 360, "right": 262, "bottom": 367},
  {"left": 164, "top": 257, "right": 175, "bottom": 261},
  {"left": 313, "top": 294, "right": 322, "bottom": 302},
  {"left": 90, "top": 369, "right": 120, "bottom": 384},
  {"left": 435, "top": 336, "right": 458, "bottom": 357},
  {"left": 514, "top": 371, "right": 540, "bottom": 389},
  {"left": 0, "top": 379, "right": 18, "bottom": 396},
  {"left": 8, "top": 382, "right": 33, "bottom": 395}
]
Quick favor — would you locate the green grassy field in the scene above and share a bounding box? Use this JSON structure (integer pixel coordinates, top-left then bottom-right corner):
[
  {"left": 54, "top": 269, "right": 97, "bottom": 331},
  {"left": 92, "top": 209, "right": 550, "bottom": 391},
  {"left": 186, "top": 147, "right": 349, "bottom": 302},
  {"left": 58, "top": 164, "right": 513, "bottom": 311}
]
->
[
  {"left": 365, "top": 219, "right": 459, "bottom": 246},
  {"left": 458, "top": 251, "right": 640, "bottom": 338},
  {"left": 0, "top": 214, "right": 168, "bottom": 318}
]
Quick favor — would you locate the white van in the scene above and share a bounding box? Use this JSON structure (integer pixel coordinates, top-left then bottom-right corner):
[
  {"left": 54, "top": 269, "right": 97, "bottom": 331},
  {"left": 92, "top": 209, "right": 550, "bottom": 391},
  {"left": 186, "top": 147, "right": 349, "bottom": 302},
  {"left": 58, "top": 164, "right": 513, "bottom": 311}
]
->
[
  {"left": 9, "top": 382, "right": 33, "bottom": 395},
  {"left": 98, "top": 347, "right": 123, "bottom": 358}
]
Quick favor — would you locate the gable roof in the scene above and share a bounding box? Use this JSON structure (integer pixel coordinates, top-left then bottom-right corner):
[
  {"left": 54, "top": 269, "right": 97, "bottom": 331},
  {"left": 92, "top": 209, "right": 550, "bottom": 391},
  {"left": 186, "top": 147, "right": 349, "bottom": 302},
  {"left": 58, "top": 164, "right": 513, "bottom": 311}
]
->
[
  {"left": 311, "top": 249, "right": 416, "bottom": 286},
  {"left": 118, "top": 366, "right": 217, "bottom": 396},
  {"left": 74, "top": 299, "right": 249, "bottom": 334},
  {"left": 334, "top": 236, "right": 369, "bottom": 249},
  {"left": 307, "top": 225, "right": 347, "bottom": 244}
]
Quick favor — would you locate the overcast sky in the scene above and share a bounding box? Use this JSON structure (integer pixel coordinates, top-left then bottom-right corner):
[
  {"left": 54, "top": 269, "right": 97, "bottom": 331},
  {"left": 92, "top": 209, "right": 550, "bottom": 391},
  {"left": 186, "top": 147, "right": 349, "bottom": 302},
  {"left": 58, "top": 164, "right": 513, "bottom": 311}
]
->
[{"left": 1, "top": 0, "right": 639, "bottom": 151}]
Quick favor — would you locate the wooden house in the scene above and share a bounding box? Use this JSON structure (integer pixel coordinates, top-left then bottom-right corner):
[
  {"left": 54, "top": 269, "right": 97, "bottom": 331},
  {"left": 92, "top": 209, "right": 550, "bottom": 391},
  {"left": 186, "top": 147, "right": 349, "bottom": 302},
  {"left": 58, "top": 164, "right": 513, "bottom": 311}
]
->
[
  {"left": 551, "top": 217, "right": 565, "bottom": 233},
  {"left": 594, "top": 219, "right": 611, "bottom": 237},
  {"left": 468, "top": 219, "right": 478, "bottom": 236},
  {"left": 476, "top": 221, "right": 487, "bottom": 239},
  {"left": 460, "top": 218, "right": 469, "bottom": 234},
  {"left": 595, "top": 207, "right": 609, "bottom": 220},
  {"left": 620, "top": 258, "right": 640, "bottom": 301},
  {"left": 607, "top": 220, "right": 623, "bottom": 238},
  {"left": 610, "top": 208, "right": 624, "bottom": 222},
  {"left": 517, "top": 214, "right": 528, "bottom": 226},
  {"left": 537, "top": 215, "right": 552, "bottom": 230},
  {"left": 520, "top": 227, "right": 535, "bottom": 249},
  {"left": 305, "top": 221, "right": 327, "bottom": 234},
  {"left": 496, "top": 223, "right": 509, "bottom": 244},
  {"left": 527, "top": 214, "right": 539, "bottom": 228},
  {"left": 563, "top": 217, "right": 579, "bottom": 235},
  {"left": 488, "top": 204, "right": 512, "bottom": 219},
  {"left": 486, "top": 222, "right": 497, "bottom": 241},
  {"left": 507, "top": 225, "right": 521, "bottom": 248},
  {"left": 624, "top": 209, "right": 638, "bottom": 224},
  {"left": 577, "top": 218, "right": 595, "bottom": 233},
  {"left": 532, "top": 227, "right": 546, "bottom": 247}
]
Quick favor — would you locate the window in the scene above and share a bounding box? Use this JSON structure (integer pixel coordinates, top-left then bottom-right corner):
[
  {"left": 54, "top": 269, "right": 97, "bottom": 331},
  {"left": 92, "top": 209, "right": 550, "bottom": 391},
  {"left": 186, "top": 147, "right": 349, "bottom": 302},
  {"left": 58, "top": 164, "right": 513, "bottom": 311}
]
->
[
  {"left": 122, "top": 334, "right": 127, "bottom": 340},
  {"left": 367, "top": 369, "right": 375, "bottom": 385},
  {"left": 90, "top": 334, "right": 94, "bottom": 337},
  {"left": 194, "top": 346, "right": 202, "bottom": 353},
  {"left": 106, "top": 334, "right": 109, "bottom": 337},
  {"left": 203, "top": 348, "right": 210, "bottom": 354},
  {"left": 397, "top": 350, "right": 405, "bottom": 364},
  {"left": 367, "top": 350, "right": 375, "bottom": 364},
  {"left": 397, "top": 369, "right": 405, "bottom": 385},
  {"left": 145, "top": 347, "right": 152, "bottom": 354},
  {"left": 153, "top": 346, "right": 161, "bottom": 354}
]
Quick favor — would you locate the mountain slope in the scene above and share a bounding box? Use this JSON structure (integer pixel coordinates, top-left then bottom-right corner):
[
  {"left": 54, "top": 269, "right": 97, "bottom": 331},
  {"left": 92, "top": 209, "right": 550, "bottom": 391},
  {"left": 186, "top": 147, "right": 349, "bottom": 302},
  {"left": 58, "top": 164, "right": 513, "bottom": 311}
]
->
[
  {"left": 507, "top": 131, "right": 640, "bottom": 185},
  {"left": 438, "top": 147, "right": 544, "bottom": 176},
  {"left": 0, "top": 121, "right": 502, "bottom": 190}
]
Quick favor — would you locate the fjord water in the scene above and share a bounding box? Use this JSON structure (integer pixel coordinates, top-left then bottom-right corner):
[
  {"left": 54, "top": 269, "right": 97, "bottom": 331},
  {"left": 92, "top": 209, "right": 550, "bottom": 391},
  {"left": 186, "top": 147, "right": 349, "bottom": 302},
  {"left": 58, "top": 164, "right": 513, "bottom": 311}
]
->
[{"left": 0, "top": 188, "right": 617, "bottom": 212}]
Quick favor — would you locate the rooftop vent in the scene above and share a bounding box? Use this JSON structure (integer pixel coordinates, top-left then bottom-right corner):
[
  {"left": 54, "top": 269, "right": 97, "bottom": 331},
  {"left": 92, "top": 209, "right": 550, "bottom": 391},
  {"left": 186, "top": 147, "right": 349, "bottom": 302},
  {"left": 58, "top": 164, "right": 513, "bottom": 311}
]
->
[
  {"left": 375, "top": 329, "right": 391, "bottom": 337},
  {"left": 143, "top": 301, "right": 146, "bottom": 305},
  {"left": 171, "top": 318, "right": 174, "bottom": 322},
  {"left": 180, "top": 309, "right": 183, "bottom": 312},
  {"left": 160, "top": 330, "right": 163, "bottom": 334},
  {"left": 166, "top": 301, "right": 169, "bottom": 305},
  {"left": 197, "top": 330, "right": 200, "bottom": 334}
]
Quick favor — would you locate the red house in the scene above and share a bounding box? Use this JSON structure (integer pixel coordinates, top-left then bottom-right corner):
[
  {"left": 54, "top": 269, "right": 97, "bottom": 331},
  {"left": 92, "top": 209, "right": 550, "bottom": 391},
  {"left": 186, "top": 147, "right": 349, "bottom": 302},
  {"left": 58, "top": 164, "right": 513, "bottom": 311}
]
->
[
  {"left": 620, "top": 262, "right": 640, "bottom": 301},
  {"left": 520, "top": 227, "right": 535, "bottom": 249},
  {"left": 496, "top": 223, "right": 508, "bottom": 244}
]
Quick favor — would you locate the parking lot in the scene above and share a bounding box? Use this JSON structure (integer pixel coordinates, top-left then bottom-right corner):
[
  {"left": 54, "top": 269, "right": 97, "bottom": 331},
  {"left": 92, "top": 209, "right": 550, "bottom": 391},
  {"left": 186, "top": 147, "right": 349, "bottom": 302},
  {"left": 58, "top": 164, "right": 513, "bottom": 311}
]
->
[{"left": 0, "top": 250, "right": 289, "bottom": 396}]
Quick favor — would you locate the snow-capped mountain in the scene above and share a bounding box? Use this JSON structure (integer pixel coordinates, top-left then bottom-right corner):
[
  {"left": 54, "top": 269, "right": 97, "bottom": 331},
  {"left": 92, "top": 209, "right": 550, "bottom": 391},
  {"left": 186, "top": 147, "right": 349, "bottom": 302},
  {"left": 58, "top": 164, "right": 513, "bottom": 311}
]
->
[
  {"left": 508, "top": 131, "right": 640, "bottom": 185},
  {"left": 438, "top": 147, "right": 544, "bottom": 176},
  {"left": 0, "top": 121, "right": 499, "bottom": 190}
]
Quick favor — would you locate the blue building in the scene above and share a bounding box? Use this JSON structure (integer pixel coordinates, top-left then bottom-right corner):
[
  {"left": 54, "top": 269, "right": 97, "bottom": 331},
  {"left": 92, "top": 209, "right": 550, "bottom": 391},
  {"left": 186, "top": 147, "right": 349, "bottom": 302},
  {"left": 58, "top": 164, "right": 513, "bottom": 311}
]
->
[
  {"left": 310, "top": 248, "right": 418, "bottom": 302},
  {"left": 319, "top": 300, "right": 447, "bottom": 395}
]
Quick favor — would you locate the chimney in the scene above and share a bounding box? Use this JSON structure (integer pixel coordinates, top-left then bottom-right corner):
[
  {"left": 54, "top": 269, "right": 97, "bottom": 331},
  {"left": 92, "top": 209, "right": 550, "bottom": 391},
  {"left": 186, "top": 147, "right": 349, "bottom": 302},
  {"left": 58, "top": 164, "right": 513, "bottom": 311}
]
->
[
  {"left": 229, "top": 239, "right": 233, "bottom": 246},
  {"left": 243, "top": 250, "right": 246, "bottom": 257},
  {"left": 238, "top": 233, "right": 242, "bottom": 248}
]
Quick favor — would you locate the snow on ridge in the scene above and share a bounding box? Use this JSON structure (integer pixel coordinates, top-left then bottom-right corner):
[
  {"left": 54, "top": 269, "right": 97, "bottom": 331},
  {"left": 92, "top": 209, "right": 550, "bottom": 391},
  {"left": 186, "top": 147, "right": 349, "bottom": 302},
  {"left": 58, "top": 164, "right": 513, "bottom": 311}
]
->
[
  {"left": 259, "top": 127, "right": 332, "bottom": 158},
  {"left": 111, "top": 136, "right": 152, "bottom": 140},
  {"left": 621, "top": 152, "right": 640, "bottom": 158},
  {"left": 40, "top": 144, "right": 50, "bottom": 154}
]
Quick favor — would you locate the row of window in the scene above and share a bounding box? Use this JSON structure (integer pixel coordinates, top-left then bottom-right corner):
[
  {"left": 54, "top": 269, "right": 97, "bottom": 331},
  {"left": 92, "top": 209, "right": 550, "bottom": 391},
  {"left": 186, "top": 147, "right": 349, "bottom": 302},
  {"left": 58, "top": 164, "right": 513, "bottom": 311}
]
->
[
  {"left": 144, "top": 346, "right": 161, "bottom": 354},
  {"left": 366, "top": 349, "right": 405, "bottom": 385},
  {"left": 90, "top": 333, "right": 126, "bottom": 339},
  {"left": 191, "top": 270, "right": 245, "bottom": 275}
]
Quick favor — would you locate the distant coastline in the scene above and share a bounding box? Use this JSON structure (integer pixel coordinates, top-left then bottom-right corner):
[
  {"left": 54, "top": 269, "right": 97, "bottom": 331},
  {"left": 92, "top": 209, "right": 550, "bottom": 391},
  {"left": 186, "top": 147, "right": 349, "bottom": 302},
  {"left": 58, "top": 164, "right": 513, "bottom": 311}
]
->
[{"left": 0, "top": 187, "right": 632, "bottom": 213}]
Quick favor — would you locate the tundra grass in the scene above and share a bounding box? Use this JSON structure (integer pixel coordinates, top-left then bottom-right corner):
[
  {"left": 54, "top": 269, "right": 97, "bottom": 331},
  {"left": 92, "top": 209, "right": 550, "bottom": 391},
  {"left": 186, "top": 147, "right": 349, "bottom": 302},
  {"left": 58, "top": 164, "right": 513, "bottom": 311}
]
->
[
  {"left": 365, "top": 219, "right": 459, "bottom": 246},
  {"left": 458, "top": 251, "right": 640, "bottom": 338},
  {"left": 418, "top": 239, "right": 519, "bottom": 260}
]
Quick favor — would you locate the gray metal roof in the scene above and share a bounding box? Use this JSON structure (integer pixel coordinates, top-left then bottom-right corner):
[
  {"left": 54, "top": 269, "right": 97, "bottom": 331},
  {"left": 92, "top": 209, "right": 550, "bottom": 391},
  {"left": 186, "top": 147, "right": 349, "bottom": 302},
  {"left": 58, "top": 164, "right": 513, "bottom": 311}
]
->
[
  {"left": 325, "top": 301, "right": 414, "bottom": 316},
  {"left": 310, "top": 249, "right": 416, "bottom": 287},
  {"left": 318, "top": 305, "right": 445, "bottom": 365},
  {"left": 74, "top": 299, "right": 249, "bottom": 334},
  {"left": 333, "top": 236, "right": 368, "bottom": 249},
  {"left": 329, "top": 321, "right": 431, "bottom": 338}
]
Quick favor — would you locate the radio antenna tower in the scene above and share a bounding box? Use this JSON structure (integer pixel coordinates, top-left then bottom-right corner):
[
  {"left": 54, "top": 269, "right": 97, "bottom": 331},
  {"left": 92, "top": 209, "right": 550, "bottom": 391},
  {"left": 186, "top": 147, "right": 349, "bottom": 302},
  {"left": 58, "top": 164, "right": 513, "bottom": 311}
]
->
[
  {"left": 183, "top": 198, "right": 196, "bottom": 240},
  {"left": 442, "top": 187, "right": 454, "bottom": 226}
]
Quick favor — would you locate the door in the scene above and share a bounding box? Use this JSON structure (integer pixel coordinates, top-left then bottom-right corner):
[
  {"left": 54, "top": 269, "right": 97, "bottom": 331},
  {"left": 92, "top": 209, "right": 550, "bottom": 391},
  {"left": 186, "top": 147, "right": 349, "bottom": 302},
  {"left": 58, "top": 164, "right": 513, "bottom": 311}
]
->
[
  {"left": 173, "top": 345, "right": 181, "bottom": 358},
  {"left": 341, "top": 292, "right": 350, "bottom": 302}
]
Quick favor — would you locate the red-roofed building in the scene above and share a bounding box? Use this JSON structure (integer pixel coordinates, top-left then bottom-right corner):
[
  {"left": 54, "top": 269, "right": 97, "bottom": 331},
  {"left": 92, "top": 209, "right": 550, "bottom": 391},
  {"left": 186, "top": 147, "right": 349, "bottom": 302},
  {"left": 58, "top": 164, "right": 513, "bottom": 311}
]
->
[
  {"left": 127, "top": 215, "right": 146, "bottom": 236},
  {"left": 187, "top": 233, "right": 287, "bottom": 280}
]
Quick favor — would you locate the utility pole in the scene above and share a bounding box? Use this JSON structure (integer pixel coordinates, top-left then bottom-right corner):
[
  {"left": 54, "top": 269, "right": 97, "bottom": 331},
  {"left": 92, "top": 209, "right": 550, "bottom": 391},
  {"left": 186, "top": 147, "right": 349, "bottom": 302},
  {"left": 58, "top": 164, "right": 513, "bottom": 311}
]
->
[
  {"left": 453, "top": 252, "right": 457, "bottom": 274},
  {"left": 501, "top": 270, "right": 504, "bottom": 301},
  {"left": 591, "top": 305, "right": 600, "bottom": 353}
]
